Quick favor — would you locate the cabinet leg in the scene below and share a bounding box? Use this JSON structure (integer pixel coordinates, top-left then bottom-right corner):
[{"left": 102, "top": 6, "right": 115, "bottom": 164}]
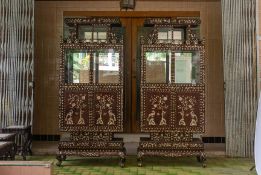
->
[
  {"left": 119, "top": 150, "right": 126, "bottom": 168},
  {"left": 56, "top": 154, "right": 63, "bottom": 166},
  {"left": 199, "top": 152, "right": 207, "bottom": 168},
  {"left": 196, "top": 155, "right": 200, "bottom": 162},
  {"left": 137, "top": 151, "right": 144, "bottom": 167},
  {"left": 61, "top": 155, "right": 67, "bottom": 161}
]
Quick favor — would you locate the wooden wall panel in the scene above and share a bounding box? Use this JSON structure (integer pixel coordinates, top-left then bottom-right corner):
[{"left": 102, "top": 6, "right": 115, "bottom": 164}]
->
[{"left": 34, "top": 0, "right": 224, "bottom": 136}]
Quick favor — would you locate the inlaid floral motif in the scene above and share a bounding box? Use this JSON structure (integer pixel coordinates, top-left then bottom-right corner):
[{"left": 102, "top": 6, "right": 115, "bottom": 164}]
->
[
  {"left": 96, "top": 94, "right": 116, "bottom": 126},
  {"left": 65, "top": 109, "right": 74, "bottom": 125},
  {"left": 147, "top": 95, "right": 168, "bottom": 126},
  {"left": 177, "top": 96, "right": 198, "bottom": 126},
  {"left": 65, "top": 93, "right": 87, "bottom": 125}
]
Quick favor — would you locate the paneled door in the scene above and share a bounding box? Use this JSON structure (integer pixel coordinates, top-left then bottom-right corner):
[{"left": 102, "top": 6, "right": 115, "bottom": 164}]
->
[{"left": 121, "top": 18, "right": 145, "bottom": 133}]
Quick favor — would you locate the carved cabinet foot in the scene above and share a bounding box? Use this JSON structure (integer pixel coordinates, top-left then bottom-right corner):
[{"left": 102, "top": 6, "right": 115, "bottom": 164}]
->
[
  {"left": 137, "top": 151, "right": 144, "bottom": 167},
  {"left": 119, "top": 150, "right": 126, "bottom": 168},
  {"left": 56, "top": 154, "right": 64, "bottom": 166},
  {"left": 197, "top": 152, "right": 206, "bottom": 168},
  {"left": 61, "top": 155, "right": 67, "bottom": 161},
  {"left": 119, "top": 157, "right": 126, "bottom": 168}
]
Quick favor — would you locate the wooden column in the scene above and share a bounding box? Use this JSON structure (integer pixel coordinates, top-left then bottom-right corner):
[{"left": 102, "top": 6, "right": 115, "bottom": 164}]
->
[
  {"left": 0, "top": 0, "right": 34, "bottom": 127},
  {"left": 221, "top": 0, "right": 257, "bottom": 157}
]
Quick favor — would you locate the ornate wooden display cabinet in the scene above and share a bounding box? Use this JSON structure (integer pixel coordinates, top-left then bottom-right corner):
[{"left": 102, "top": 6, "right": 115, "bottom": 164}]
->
[
  {"left": 57, "top": 18, "right": 126, "bottom": 167},
  {"left": 137, "top": 18, "right": 206, "bottom": 167}
]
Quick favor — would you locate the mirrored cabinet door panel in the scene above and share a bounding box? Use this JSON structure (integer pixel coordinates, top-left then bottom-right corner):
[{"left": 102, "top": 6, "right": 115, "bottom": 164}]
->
[
  {"left": 94, "top": 49, "right": 120, "bottom": 84},
  {"left": 78, "top": 25, "right": 107, "bottom": 42},
  {"left": 65, "top": 50, "right": 91, "bottom": 84},
  {"left": 157, "top": 28, "right": 184, "bottom": 44},
  {"left": 174, "top": 51, "right": 200, "bottom": 84},
  {"left": 145, "top": 51, "right": 171, "bottom": 83},
  {"left": 78, "top": 25, "right": 92, "bottom": 41},
  {"left": 157, "top": 28, "right": 173, "bottom": 43}
]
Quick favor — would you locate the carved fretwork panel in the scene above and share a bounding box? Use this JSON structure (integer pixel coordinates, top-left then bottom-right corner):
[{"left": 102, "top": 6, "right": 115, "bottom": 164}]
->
[
  {"left": 141, "top": 88, "right": 173, "bottom": 132},
  {"left": 91, "top": 87, "right": 123, "bottom": 132}
]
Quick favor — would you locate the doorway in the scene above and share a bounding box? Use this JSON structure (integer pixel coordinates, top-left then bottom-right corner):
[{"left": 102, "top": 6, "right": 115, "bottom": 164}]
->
[
  {"left": 121, "top": 18, "right": 144, "bottom": 133},
  {"left": 36, "top": 8, "right": 227, "bottom": 138},
  {"left": 69, "top": 15, "right": 201, "bottom": 134}
]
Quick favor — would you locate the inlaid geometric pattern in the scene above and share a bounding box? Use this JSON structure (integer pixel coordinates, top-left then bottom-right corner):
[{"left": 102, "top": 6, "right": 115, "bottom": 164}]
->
[{"left": 25, "top": 156, "right": 257, "bottom": 175}]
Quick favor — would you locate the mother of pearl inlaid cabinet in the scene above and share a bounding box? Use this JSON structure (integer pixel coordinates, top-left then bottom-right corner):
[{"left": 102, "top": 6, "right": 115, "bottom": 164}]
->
[
  {"left": 56, "top": 18, "right": 126, "bottom": 167},
  {"left": 137, "top": 18, "right": 206, "bottom": 167},
  {"left": 57, "top": 17, "right": 206, "bottom": 167}
]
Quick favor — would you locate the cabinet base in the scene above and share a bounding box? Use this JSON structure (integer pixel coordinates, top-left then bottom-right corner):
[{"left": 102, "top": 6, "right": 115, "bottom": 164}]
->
[
  {"left": 137, "top": 138, "right": 206, "bottom": 167},
  {"left": 56, "top": 140, "right": 126, "bottom": 167}
]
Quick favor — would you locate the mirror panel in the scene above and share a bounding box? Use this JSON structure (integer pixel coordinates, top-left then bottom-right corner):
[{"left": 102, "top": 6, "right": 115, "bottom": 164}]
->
[
  {"left": 78, "top": 25, "right": 107, "bottom": 42},
  {"left": 65, "top": 50, "right": 91, "bottom": 83},
  {"left": 145, "top": 51, "right": 171, "bottom": 83},
  {"left": 157, "top": 28, "right": 184, "bottom": 44},
  {"left": 94, "top": 49, "right": 120, "bottom": 84},
  {"left": 174, "top": 51, "right": 200, "bottom": 84}
]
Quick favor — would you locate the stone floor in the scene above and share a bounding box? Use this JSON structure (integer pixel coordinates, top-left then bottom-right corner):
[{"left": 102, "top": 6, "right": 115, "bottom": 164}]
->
[
  {"left": 27, "top": 156, "right": 256, "bottom": 175},
  {"left": 27, "top": 141, "right": 257, "bottom": 175}
]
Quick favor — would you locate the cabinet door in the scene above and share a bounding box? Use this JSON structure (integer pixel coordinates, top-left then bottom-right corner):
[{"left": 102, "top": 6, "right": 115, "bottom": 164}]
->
[
  {"left": 60, "top": 21, "right": 125, "bottom": 132},
  {"left": 140, "top": 45, "right": 205, "bottom": 133}
]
